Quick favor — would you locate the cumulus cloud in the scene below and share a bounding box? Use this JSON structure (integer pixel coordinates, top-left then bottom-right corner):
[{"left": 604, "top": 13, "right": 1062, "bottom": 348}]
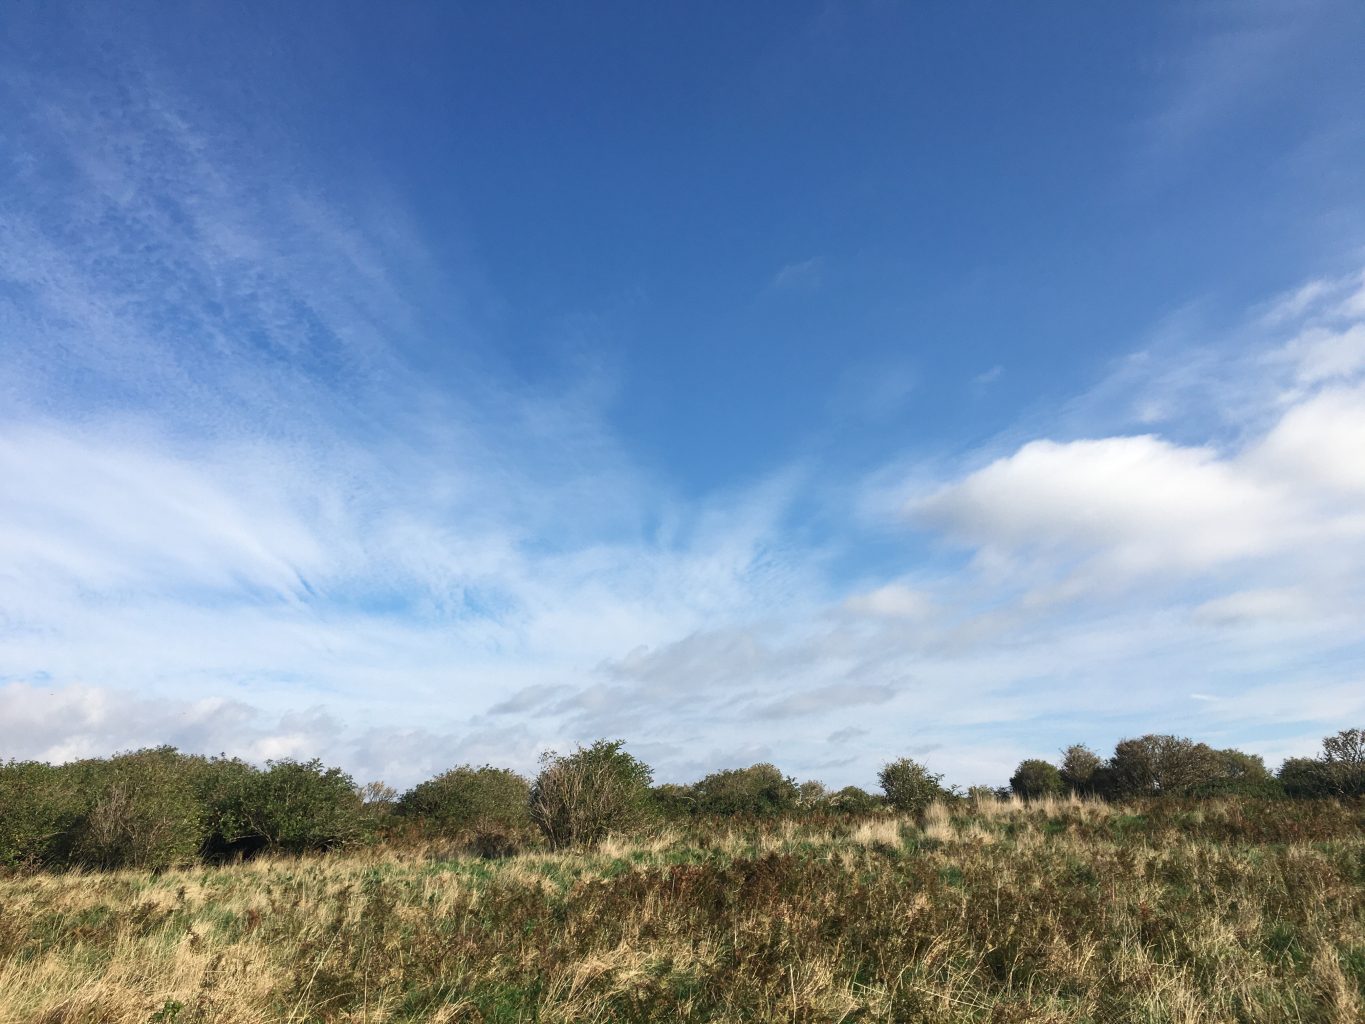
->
[
  {"left": 911, "top": 319, "right": 1365, "bottom": 591},
  {"left": 914, "top": 435, "right": 1290, "bottom": 578}
]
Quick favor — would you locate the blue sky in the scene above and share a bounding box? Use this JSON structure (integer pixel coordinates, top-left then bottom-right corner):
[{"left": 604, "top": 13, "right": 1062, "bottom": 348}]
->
[{"left": 2, "top": 0, "right": 1364, "bottom": 788}]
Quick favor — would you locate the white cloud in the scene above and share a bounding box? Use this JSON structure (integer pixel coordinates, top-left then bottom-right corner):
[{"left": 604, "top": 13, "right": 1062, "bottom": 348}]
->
[
  {"left": 1280, "top": 324, "right": 1365, "bottom": 386},
  {"left": 1191, "top": 587, "right": 1317, "bottom": 626},
  {"left": 911, "top": 317, "right": 1365, "bottom": 588},
  {"left": 914, "top": 435, "right": 1289, "bottom": 577},
  {"left": 1250, "top": 384, "right": 1365, "bottom": 497},
  {"left": 843, "top": 583, "right": 933, "bottom": 620}
]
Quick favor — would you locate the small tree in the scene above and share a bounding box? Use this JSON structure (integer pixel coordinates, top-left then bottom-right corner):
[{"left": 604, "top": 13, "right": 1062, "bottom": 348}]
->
[
  {"left": 529, "top": 740, "right": 654, "bottom": 849},
  {"left": 1320, "top": 727, "right": 1365, "bottom": 796},
  {"left": 1059, "top": 744, "right": 1102, "bottom": 794},
  {"left": 1009, "top": 759, "right": 1063, "bottom": 799},
  {"left": 650, "top": 783, "right": 698, "bottom": 820},
  {"left": 358, "top": 781, "right": 399, "bottom": 807},
  {"left": 877, "top": 757, "right": 948, "bottom": 817},
  {"left": 1109, "top": 735, "right": 1223, "bottom": 797},
  {"left": 692, "top": 763, "right": 800, "bottom": 817},
  {"left": 798, "top": 780, "right": 828, "bottom": 805}
]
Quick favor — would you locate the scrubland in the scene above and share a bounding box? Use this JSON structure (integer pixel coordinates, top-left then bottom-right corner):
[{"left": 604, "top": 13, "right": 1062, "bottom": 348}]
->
[{"left": 2, "top": 795, "right": 1362, "bottom": 1024}]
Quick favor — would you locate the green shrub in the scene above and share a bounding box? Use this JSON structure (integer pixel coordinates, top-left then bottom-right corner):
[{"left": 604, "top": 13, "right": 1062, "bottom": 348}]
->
[
  {"left": 1320, "top": 727, "right": 1365, "bottom": 796},
  {"left": 0, "top": 760, "right": 82, "bottom": 869},
  {"left": 1277, "top": 729, "right": 1365, "bottom": 798},
  {"left": 877, "top": 757, "right": 948, "bottom": 817},
  {"left": 395, "top": 765, "right": 531, "bottom": 835},
  {"left": 178, "top": 755, "right": 262, "bottom": 859},
  {"left": 1059, "top": 744, "right": 1103, "bottom": 795},
  {"left": 1278, "top": 757, "right": 1334, "bottom": 797},
  {"left": 66, "top": 748, "right": 207, "bottom": 870},
  {"left": 1212, "top": 748, "right": 1272, "bottom": 782},
  {"left": 797, "top": 780, "right": 827, "bottom": 805},
  {"left": 217, "top": 758, "right": 364, "bottom": 854},
  {"left": 830, "top": 785, "right": 882, "bottom": 813},
  {"left": 1109, "top": 735, "right": 1225, "bottom": 797},
  {"left": 529, "top": 740, "right": 654, "bottom": 849},
  {"left": 692, "top": 763, "right": 799, "bottom": 817},
  {"left": 1010, "top": 759, "right": 1063, "bottom": 799},
  {"left": 1187, "top": 775, "right": 1286, "bottom": 799},
  {"left": 650, "top": 783, "right": 698, "bottom": 820},
  {"left": 1107, "top": 736, "right": 1283, "bottom": 799}
]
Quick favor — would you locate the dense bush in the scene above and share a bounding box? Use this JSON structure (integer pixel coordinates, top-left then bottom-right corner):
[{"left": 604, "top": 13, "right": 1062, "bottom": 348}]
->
[
  {"left": 1279, "top": 728, "right": 1365, "bottom": 797},
  {"left": 1320, "top": 727, "right": 1365, "bottom": 796},
  {"left": 1059, "top": 744, "right": 1103, "bottom": 794},
  {"left": 0, "top": 760, "right": 83, "bottom": 869},
  {"left": 1106, "top": 735, "right": 1280, "bottom": 799},
  {"left": 877, "top": 757, "right": 949, "bottom": 817},
  {"left": 530, "top": 740, "right": 655, "bottom": 849},
  {"left": 215, "top": 758, "right": 364, "bottom": 854},
  {"left": 1278, "top": 756, "right": 1335, "bottom": 797},
  {"left": 66, "top": 748, "right": 206, "bottom": 870},
  {"left": 692, "top": 763, "right": 800, "bottom": 817},
  {"left": 395, "top": 764, "right": 531, "bottom": 835},
  {"left": 1009, "top": 758, "right": 1063, "bottom": 799},
  {"left": 830, "top": 785, "right": 882, "bottom": 813},
  {"left": 1109, "top": 735, "right": 1212, "bottom": 796},
  {"left": 178, "top": 755, "right": 262, "bottom": 859},
  {"left": 650, "top": 783, "right": 698, "bottom": 820}
]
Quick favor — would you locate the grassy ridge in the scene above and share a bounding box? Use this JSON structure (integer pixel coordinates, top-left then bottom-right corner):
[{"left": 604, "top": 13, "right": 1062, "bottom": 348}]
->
[{"left": 1, "top": 795, "right": 1361, "bottom": 1023}]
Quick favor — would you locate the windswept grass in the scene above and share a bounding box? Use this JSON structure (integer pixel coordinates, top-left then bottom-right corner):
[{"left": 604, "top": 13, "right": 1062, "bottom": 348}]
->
[{"left": 1, "top": 797, "right": 1361, "bottom": 1023}]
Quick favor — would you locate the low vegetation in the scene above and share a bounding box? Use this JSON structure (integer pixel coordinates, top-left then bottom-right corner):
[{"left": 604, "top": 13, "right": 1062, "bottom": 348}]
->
[
  {"left": 1, "top": 794, "right": 1361, "bottom": 1022},
  {"left": 0, "top": 728, "right": 1361, "bottom": 1021}
]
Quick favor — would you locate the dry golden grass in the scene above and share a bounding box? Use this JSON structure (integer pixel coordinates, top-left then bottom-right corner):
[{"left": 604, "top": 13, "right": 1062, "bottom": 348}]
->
[{"left": 1, "top": 797, "right": 1361, "bottom": 1023}]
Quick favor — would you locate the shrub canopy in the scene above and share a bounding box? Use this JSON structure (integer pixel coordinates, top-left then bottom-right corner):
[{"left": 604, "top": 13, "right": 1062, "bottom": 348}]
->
[
  {"left": 67, "top": 747, "right": 206, "bottom": 870},
  {"left": 1059, "top": 744, "right": 1103, "bottom": 794},
  {"left": 396, "top": 765, "right": 531, "bottom": 835},
  {"left": 831, "top": 785, "right": 882, "bottom": 814},
  {"left": 529, "top": 740, "right": 654, "bottom": 849},
  {"left": 1009, "top": 759, "right": 1063, "bottom": 799},
  {"left": 692, "top": 763, "right": 799, "bottom": 817},
  {"left": 0, "top": 760, "right": 82, "bottom": 869},
  {"left": 877, "top": 758, "right": 948, "bottom": 817},
  {"left": 216, "top": 758, "right": 364, "bottom": 854}
]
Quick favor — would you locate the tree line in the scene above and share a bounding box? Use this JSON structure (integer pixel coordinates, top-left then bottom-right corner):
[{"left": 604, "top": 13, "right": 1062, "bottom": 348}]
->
[{"left": 1, "top": 728, "right": 1360, "bottom": 872}]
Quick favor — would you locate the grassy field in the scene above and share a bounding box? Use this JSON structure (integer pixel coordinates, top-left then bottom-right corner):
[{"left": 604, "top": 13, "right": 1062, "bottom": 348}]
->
[{"left": 1, "top": 795, "right": 1361, "bottom": 1024}]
